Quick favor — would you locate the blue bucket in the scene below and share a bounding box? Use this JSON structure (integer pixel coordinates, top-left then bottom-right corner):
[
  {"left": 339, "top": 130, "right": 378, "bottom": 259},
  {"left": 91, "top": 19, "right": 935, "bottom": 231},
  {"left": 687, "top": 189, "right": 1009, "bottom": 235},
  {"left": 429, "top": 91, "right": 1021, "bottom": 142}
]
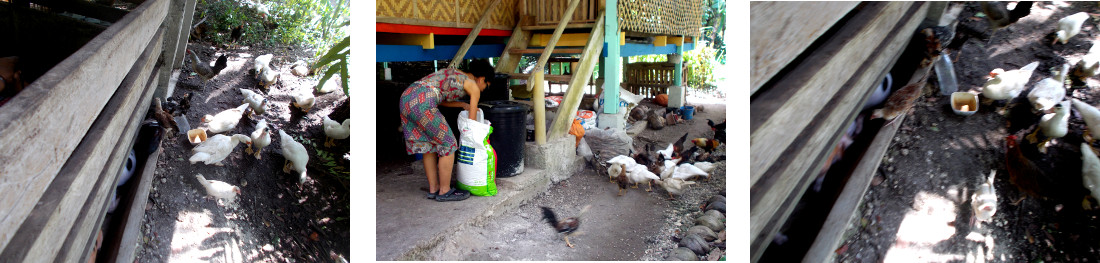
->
[{"left": 681, "top": 106, "right": 695, "bottom": 120}]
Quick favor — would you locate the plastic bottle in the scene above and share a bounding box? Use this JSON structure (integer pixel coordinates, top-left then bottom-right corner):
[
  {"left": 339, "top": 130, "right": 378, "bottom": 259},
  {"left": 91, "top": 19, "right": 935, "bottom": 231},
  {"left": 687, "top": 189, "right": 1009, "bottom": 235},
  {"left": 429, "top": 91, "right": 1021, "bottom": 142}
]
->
[{"left": 935, "top": 53, "right": 958, "bottom": 96}]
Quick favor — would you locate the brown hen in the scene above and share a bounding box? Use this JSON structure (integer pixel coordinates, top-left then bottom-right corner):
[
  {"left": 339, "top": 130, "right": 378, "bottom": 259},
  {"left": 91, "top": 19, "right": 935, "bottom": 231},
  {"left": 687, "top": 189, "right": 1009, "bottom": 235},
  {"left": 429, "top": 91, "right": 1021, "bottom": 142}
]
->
[{"left": 1005, "top": 135, "right": 1044, "bottom": 205}]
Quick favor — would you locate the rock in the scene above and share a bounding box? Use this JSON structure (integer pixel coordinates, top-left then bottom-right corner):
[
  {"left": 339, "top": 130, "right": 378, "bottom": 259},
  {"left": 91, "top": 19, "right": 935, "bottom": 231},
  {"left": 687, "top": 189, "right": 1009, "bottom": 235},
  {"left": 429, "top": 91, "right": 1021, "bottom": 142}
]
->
[
  {"left": 705, "top": 210, "right": 724, "bottom": 220},
  {"left": 696, "top": 215, "right": 724, "bottom": 232},
  {"left": 706, "top": 195, "right": 725, "bottom": 207},
  {"left": 705, "top": 200, "right": 725, "bottom": 213},
  {"left": 667, "top": 247, "right": 698, "bottom": 260},
  {"left": 706, "top": 248, "right": 724, "bottom": 261},
  {"left": 688, "top": 225, "right": 718, "bottom": 241},
  {"left": 679, "top": 234, "right": 711, "bottom": 255}
]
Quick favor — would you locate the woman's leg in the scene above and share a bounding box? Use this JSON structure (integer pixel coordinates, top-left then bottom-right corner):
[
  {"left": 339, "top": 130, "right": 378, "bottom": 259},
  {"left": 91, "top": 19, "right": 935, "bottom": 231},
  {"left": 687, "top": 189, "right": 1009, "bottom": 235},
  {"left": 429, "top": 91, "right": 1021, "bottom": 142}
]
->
[
  {"left": 437, "top": 151, "right": 456, "bottom": 194},
  {"left": 423, "top": 153, "right": 439, "bottom": 194}
]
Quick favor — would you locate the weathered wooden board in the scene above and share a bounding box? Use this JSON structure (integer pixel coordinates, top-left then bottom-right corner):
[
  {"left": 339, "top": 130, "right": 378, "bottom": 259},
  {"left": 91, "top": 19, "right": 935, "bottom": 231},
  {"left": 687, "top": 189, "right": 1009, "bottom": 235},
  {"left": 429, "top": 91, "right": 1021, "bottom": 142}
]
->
[
  {"left": 0, "top": 25, "right": 164, "bottom": 262},
  {"left": 802, "top": 65, "right": 933, "bottom": 263},
  {"left": 63, "top": 36, "right": 163, "bottom": 263},
  {"left": 750, "top": 1, "right": 860, "bottom": 95},
  {"left": 496, "top": 26, "right": 534, "bottom": 73},
  {"left": 0, "top": 0, "right": 167, "bottom": 251},
  {"left": 156, "top": 0, "right": 197, "bottom": 100},
  {"left": 748, "top": 2, "right": 927, "bottom": 261}
]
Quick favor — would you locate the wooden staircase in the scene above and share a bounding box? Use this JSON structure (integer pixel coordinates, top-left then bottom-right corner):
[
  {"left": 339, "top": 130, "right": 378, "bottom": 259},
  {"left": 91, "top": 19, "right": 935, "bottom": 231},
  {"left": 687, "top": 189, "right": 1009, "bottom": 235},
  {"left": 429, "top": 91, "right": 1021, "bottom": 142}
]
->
[{"left": 491, "top": 0, "right": 604, "bottom": 144}]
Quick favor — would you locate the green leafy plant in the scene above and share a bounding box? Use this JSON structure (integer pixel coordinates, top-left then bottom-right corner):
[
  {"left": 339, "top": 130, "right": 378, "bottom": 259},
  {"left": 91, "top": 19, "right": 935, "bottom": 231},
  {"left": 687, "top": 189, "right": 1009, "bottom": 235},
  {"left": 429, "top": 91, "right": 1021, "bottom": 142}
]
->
[
  {"left": 683, "top": 44, "right": 719, "bottom": 91},
  {"left": 194, "top": 0, "right": 349, "bottom": 51},
  {"left": 314, "top": 35, "right": 350, "bottom": 96}
]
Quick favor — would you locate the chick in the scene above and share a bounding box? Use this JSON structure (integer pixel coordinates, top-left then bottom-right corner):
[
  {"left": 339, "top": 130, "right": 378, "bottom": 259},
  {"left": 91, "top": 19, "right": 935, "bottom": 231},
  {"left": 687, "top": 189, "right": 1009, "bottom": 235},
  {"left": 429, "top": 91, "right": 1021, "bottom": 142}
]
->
[
  {"left": 253, "top": 54, "right": 274, "bottom": 77},
  {"left": 615, "top": 164, "right": 629, "bottom": 196},
  {"left": 1082, "top": 143, "right": 1100, "bottom": 210},
  {"left": 1072, "top": 39, "right": 1100, "bottom": 85},
  {"left": 292, "top": 88, "right": 316, "bottom": 113},
  {"left": 279, "top": 130, "right": 310, "bottom": 183},
  {"left": 1054, "top": 12, "right": 1090, "bottom": 45}
]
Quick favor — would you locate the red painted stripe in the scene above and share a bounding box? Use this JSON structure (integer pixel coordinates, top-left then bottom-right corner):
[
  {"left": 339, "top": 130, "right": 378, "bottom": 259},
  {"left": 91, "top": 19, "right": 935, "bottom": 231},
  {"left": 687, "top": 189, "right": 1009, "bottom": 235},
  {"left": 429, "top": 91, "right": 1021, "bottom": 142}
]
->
[{"left": 376, "top": 23, "right": 513, "bottom": 37}]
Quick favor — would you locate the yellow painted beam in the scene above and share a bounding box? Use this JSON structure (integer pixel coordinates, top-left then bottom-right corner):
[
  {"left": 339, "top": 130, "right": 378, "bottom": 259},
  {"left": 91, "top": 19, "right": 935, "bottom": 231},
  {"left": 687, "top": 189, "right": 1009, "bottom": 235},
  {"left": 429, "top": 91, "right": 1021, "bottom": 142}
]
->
[
  {"left": 669, "top": 36, "right": 685, "bottom": 46},
  {"left": 620, "top": 31, "right": 625, "bottom": 45},
  {"left": 654, "top": 35, "right": 667, "bottom": 47},
  {"left": 529, "top": 33, "right": 591, "bottom": 47},
  {"left": 383, "top": 33, "right": 435, "bottom": 49}
]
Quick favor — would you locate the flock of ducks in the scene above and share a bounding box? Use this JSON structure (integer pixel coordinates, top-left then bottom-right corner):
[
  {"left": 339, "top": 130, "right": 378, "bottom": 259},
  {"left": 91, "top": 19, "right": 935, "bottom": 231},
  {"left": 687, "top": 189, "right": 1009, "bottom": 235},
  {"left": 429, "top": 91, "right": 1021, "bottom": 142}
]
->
[{"left": 185, "top": 51, "right": 351, "bottom": 205}]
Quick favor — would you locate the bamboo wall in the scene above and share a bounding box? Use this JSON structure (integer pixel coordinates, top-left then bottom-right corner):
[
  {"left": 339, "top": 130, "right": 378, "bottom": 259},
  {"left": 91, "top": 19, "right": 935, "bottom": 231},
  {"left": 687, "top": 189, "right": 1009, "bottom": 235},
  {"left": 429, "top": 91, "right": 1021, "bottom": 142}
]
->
[{"left": 377, "top": 0, "right": 517, "bottom": 30}]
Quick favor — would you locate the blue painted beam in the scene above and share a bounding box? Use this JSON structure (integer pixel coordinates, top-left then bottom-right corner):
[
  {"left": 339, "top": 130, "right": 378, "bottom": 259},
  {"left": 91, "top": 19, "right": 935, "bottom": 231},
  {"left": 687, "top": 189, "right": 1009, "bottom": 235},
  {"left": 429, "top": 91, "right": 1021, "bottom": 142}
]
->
[
  {"left": 375, "top": 44, "right": 506, "bottom": 62},
  {"left": 600, "top": 42, "right": 695, "bottom": 57}
]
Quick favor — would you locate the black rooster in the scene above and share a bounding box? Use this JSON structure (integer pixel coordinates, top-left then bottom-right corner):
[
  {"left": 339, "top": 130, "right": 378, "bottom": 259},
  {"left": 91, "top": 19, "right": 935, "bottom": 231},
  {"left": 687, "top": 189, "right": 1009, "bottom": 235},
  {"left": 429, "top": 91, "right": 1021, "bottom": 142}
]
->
[
  {"left": 707, "top": 119, "right": 726, "bottom": 142},
  {"left": 541, "top": 205, "right": 591, "bottom": 248}
]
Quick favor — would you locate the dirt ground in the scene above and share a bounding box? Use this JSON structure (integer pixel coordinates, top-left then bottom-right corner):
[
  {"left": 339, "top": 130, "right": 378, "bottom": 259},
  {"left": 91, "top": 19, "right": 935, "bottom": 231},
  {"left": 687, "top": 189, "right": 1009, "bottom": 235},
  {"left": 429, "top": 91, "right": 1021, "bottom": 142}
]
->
[
  {"left": 836, "top": 2, "right": 1100, "bottom": 262},
  {"left": 136, "top": 42, "right": 351, "bottom": 262},
  {"left": 394, "top": 94, "right": 728, "bottom": 260}
]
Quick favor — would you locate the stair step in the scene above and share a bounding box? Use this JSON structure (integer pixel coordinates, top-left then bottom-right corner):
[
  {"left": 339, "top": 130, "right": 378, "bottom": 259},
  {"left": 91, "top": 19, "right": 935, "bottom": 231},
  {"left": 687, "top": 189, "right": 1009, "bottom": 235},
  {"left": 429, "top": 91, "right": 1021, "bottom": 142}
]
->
[
  {"left": 508, "top": 48, "right": 585, "bottom": 54},
  {"left": 507, "top": 73, "right": 574, "bottom": 82}
]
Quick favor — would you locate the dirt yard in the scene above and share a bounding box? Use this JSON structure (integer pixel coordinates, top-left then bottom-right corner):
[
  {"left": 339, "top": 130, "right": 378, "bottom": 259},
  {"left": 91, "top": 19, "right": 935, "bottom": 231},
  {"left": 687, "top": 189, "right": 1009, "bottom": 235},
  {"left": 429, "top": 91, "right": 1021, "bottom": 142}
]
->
[
  {"left": 136, "top": 42, "right": 350, "bottom": 262},
  {"left": 375, "top": 86, "right": 729, "bottom": 260},
  {"left": 837, "top": 2, "right": 1100, "bottom": 262}
]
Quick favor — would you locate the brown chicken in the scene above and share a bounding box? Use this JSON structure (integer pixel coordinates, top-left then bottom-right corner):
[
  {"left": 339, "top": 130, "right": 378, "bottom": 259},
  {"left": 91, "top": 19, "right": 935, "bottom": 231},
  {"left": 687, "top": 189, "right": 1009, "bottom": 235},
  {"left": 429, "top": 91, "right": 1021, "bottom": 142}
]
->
[
  {"left": 153, "top": 99, "right": 179, "bottom": 134},
  {"left": 541, "top": 205, "right": 591, "bottom": 248},
  {"left": 0, "top": 56, "right": 26, "bottom": 95},
  {"left": 616, "top": 164, "right": 629, "bottom": 196},
  {"left": 870, "top": 73, "right": 930, "bottom": 125},
  {"left": 692, "top": 138, "right": 721, "bottom": 152},
  {"left": 1005, "top": 135, "right": 1044, "bottom": 205}
]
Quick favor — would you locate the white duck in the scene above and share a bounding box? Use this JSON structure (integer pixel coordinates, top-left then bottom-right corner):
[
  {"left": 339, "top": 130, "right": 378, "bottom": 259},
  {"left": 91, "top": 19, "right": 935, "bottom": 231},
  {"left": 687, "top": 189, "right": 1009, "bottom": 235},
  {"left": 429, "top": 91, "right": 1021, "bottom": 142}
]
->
[
  {"left": 1027, "top": 64, "right": 1070, "bottom": 113},
  {"left": 983, "top": 61, "right": 1039, "bottom": 101},
  {"left": 626, "top": 164, "right": 661, "bottom": 191},
  {"left": 1055, "top": 12, "right": 1090, "bottom": 45},
  {"left": 1073, "top": 98, "right": 1100, "bottom": 144},
  {"left": 189, "top": 134, "right": 251, "bottom": 166},
  {"left": 693, "top": 161, "right": 717, "bottom": 173},
  {"left": 259, "top": 65, "right": 280, "bottom": 90},
  {"left": 292, "top": 88, "right": 316, "bottom": 113},
  {"left": 606, "top": 155, "right": 637, "bottom": 182},
  {"left": 1074, "top": 39, "right": 1100, "bottom": 82},
  {"left": 654, "top": 177, "right": 696, "bottom": 200},
  {"left": 201, "top": 103, "right": 249, "bottom": 134},
  {"left": 970, "top": 170, "right": 997, "bottom": 225},
  {"left": 670, "top": 163, "right": 710, "bottom": 181},
  {"left": 1027, "top": 100, "right": 1070, "bottom": 153},
  {"left": 253, "top": 54, "right": 273, "bottom": 76},
  {"left": 1083, "top": 143, "right": 1100, "bottom": 210},
  {"left": 196, "top": 173, "right": 240, "bottom": 205},
  {"left": 322, "top": 116, "right": 350, "bottom": 147},
  {"left": 279, "top": 130, "right": 310, "bottom": 183},
  {"left": 240, "top": 88, "right": 267, "bottom": 117},
  {"left": 246, "top": 119, "right": 271, "bottom": 159}
]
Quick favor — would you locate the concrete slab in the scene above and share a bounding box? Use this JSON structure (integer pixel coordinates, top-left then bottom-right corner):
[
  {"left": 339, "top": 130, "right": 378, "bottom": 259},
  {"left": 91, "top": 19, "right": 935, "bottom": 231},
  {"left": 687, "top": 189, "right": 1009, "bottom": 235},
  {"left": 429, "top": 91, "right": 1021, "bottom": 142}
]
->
[{"left": 375, "top": 167, "right": 552, "bottom": 260}]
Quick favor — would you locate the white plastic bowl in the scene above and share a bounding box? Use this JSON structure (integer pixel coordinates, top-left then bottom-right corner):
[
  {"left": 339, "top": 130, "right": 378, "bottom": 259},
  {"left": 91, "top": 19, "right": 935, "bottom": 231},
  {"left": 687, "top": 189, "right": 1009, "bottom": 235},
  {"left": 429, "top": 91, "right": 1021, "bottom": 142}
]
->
[{"left": 951, "top": 92, "right": 978, "bottom": 116}]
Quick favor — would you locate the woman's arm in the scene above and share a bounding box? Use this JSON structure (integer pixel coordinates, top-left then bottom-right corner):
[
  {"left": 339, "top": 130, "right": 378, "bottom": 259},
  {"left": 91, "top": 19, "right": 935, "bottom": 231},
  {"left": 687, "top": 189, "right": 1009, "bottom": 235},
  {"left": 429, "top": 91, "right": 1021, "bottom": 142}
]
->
[{"left": 463, "top": 79, "right": 481, "bottom": 120}]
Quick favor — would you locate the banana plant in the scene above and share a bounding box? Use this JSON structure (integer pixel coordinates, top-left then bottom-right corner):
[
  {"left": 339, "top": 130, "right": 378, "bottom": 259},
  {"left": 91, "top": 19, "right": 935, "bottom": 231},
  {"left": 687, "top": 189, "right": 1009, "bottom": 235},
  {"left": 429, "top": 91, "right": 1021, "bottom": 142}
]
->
[{"left": 314, "top": 34, "right": 350, "bottom": 96}]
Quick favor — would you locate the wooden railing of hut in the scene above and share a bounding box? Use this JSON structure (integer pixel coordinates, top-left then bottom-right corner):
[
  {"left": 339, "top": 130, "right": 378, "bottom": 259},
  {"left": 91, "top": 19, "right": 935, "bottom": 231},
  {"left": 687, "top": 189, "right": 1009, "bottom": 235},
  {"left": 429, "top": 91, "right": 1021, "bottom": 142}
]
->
[{"left": 0, "top": 0, "right": 193, "bottom": 262}]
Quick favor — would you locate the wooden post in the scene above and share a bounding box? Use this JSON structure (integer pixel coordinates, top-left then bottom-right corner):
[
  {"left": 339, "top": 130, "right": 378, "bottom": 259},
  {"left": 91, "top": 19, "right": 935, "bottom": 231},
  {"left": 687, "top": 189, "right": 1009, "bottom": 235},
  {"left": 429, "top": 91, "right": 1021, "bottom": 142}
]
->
[
  {"left": 533, "top": 71, "right": 546, "bottom": 144},
  {"left": 529, "top": 0, "right": 581, "bottom": 145},
  {"left": 602, "top": 0, "right": 620, "bottom": 114},
  {"left": 674, "top": 42, "right": 684, "bottom": 86},
  {"left": 449, "top": 0, "right": 502, "bottom": 68},
  {"left": 549, "top": 11, "right": 604, "bottom": 139}
]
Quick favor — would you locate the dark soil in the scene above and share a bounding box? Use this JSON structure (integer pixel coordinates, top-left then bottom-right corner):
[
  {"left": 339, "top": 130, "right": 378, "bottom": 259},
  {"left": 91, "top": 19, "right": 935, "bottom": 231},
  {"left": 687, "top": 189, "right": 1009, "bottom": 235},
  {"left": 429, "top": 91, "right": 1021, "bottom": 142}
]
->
[
  {"left": 137, "top": 42, "right": 350, "bottom": 262},
  {"left": 837, "top": 2, "right": 1100, "bottom": 262}
]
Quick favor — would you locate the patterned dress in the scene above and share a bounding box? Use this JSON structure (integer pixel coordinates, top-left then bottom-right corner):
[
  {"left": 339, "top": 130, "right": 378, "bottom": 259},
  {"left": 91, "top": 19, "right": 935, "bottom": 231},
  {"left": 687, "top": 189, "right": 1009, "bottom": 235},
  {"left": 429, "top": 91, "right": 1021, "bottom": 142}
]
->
[{"left": 400, "top": 69, "right": 470, "bottom": 156}]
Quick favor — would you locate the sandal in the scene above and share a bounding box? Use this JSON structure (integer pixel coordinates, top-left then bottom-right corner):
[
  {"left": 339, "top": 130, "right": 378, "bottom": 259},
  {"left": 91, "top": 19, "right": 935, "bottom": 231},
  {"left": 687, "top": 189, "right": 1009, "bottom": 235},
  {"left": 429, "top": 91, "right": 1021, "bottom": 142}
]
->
[
  {"left": 426, "top": 191, "right": 438, "bottom": 199},
  {"left": 434, "top": 188, "right": 470, "bottom": 202}
]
